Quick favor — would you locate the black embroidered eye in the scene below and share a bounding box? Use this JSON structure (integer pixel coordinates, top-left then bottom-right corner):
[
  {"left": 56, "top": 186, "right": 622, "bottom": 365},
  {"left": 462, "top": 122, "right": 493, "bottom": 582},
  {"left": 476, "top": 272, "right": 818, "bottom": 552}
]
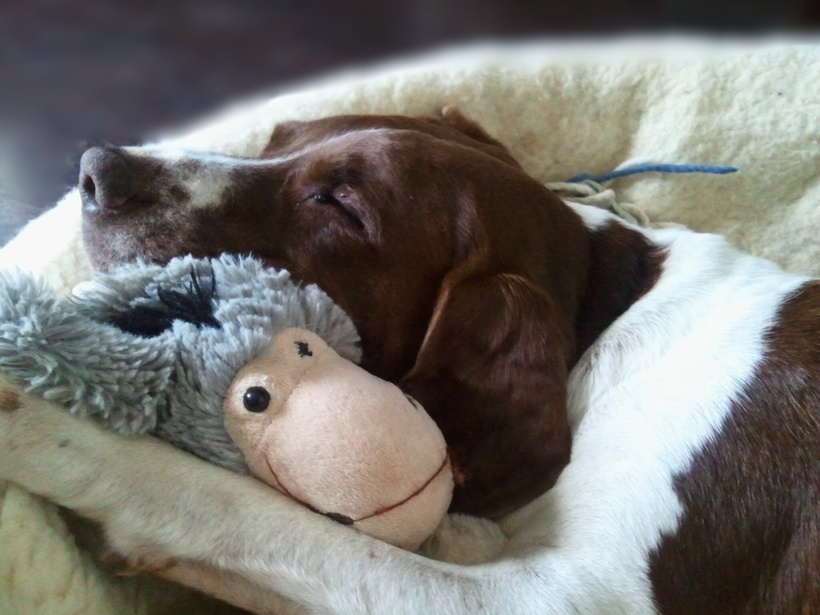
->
[{"left": 243, "top": 386, "right": 271, "bottom": 412}]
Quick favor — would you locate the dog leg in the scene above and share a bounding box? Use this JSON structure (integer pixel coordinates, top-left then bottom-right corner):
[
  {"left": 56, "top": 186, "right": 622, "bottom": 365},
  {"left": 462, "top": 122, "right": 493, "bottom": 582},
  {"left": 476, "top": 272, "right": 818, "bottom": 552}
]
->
[
  {"left": 150, "top": 560, "right": 308, "bottom": 615},
  {"left": 0, "top": 379, "right": 580, "bottom": 615}
]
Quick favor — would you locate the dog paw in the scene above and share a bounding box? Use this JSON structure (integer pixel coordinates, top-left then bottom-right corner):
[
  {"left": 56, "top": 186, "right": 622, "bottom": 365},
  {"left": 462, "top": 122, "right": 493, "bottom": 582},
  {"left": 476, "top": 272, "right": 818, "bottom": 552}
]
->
[
  {"left": 440, "top": 104, "right": 460, "bottom": 118},
  {"left": 0, "top": 388, "right": 22, "bottom": 413},
  {"left": 99, "top": 546, "right": 178, "bottom": 576},
  {"left": 98, "top": 547, "right": 138, "bottom": 575},
  {"left": 0, "top": 381, "right": 32, "bottom": 468},
  {"left": 0, "top": 377, "right": 105, "bottom": 506}
]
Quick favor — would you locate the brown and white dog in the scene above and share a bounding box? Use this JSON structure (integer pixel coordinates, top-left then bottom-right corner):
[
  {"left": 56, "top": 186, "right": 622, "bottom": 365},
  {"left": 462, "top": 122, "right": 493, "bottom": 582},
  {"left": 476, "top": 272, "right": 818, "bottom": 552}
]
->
[{"left": 0, "top": 109, "right": 818, "bottom": 614}]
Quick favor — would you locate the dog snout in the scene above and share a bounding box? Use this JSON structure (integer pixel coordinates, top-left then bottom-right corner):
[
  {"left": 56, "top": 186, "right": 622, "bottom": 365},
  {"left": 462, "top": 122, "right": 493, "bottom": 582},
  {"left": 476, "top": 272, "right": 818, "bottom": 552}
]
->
[{"left": 79, "top": 146, "right": 157, "bottom": 214}]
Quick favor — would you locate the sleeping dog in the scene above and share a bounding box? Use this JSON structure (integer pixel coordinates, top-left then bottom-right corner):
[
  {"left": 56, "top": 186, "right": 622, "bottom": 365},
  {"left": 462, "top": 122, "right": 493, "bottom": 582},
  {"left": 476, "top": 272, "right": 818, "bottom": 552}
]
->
[{"left": 0, "top": 109, "right": 817, "bottom": 614}]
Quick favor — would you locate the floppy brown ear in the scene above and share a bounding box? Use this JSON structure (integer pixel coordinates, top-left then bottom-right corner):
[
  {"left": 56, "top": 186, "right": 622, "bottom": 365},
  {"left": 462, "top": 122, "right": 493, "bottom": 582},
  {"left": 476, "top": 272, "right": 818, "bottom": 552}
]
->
[
  {"left": 433, "top": 105, "right": 522, "bottom": 168},
  {"left": 263, "top": 109, "right": 521, "bottom": 167},
  {"left": 401, "top": 271, "right": 574, "bottom": 518}
]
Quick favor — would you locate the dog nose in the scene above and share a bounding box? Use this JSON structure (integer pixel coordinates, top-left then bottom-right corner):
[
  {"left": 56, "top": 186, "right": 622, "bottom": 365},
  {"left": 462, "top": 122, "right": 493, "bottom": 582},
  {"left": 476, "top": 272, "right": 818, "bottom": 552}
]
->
[{"left": 79, "top": 146, "right": 154, "bottom": 213}]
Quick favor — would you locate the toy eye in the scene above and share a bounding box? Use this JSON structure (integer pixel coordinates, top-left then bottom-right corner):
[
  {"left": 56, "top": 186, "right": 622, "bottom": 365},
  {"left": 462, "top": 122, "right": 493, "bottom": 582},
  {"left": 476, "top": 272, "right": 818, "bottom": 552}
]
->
[{"left": 243, "top": 386, "right": 271, "bottom": 412}]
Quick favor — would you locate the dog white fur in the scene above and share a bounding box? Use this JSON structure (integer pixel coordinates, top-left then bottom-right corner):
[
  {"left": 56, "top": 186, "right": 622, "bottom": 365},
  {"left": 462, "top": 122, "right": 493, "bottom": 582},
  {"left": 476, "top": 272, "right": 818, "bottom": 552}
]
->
[{"left": 0, "top": 201, "right": 808, "bottom": 614}]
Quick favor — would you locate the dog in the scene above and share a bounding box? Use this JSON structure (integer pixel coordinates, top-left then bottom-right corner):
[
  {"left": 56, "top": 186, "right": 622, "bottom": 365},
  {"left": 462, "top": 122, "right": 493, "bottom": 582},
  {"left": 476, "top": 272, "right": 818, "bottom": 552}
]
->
[{"left": 0, "top": 108, "right": 817, "bottom": 614}]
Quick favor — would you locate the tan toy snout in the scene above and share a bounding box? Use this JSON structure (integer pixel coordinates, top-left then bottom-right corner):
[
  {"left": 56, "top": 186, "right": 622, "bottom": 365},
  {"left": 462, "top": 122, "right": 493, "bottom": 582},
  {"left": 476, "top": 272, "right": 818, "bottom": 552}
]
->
[{"left": 223, "top": 328, "right": 453, "bottom": 550}]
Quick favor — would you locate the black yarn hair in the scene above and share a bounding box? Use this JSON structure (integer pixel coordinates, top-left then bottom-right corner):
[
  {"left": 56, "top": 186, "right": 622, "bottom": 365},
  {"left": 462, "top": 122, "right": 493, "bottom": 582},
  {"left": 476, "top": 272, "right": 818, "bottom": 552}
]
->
[{"left": 107, "top": 267, "right": 220, "bottom": 337}]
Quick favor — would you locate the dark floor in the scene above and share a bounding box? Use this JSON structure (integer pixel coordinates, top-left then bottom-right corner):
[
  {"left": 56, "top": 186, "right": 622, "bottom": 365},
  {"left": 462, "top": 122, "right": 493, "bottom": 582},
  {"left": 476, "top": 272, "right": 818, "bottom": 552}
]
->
[{"left": 1, "top": 0, "right": 818, "bottom": 246}]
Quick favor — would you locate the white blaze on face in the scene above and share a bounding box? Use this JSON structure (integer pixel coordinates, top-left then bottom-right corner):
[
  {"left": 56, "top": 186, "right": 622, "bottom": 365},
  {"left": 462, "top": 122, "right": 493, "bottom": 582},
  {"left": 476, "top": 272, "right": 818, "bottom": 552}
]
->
[
  {"left": 119, "top": 129, "right": 393, "bottom": 212},
  {"left": 122, "top": 146, "right": 241, "bottom": 211},
  {"left": 182, "top": 168, "right": 234, "bottom": 210}
]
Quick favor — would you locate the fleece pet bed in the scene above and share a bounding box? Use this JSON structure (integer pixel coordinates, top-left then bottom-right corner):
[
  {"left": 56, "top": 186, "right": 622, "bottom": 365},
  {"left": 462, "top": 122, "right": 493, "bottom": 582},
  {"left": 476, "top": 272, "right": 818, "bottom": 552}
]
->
[{"left": 1, "top": 39, "right": 819, "bottom": 614}]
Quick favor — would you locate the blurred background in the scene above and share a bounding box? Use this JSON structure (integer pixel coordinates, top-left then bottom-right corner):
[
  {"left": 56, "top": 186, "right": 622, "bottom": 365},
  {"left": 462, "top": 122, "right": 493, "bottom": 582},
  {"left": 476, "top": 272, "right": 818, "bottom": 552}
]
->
[{"left": 1, "top": 0, "right": 819, "bottom": 244}]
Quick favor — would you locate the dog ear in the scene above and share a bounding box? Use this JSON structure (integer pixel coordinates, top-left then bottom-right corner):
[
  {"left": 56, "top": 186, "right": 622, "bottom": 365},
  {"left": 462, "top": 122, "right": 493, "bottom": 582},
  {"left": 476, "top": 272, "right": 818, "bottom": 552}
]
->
[
  {"left": 401, "top": 271, "right": 574, "bottom": 518},
  {"left": 263, "top": 110, "right": 522, "bottom": 168},
  {"left": 262, "top": 121, "right": 304, "bottom": 158},
  {"left": 432, "top": 106, "right": 522, "bottom": 168},
  {"left": 436, "top": 106, "right": 511, "bottom": 150}
]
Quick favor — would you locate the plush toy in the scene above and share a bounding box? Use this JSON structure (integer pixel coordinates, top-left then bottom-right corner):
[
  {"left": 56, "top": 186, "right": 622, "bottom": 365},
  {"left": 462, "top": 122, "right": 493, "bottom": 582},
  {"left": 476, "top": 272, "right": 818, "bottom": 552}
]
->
[{"left": 0, "top": 255, "right": 453, "bottom": 550}]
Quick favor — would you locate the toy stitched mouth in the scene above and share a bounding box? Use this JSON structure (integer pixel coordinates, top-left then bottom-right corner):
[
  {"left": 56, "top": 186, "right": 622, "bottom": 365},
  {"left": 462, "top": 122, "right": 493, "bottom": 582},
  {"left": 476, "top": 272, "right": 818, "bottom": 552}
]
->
[{"left": 264, "top": 453, "right": 450, "bottom": 525}]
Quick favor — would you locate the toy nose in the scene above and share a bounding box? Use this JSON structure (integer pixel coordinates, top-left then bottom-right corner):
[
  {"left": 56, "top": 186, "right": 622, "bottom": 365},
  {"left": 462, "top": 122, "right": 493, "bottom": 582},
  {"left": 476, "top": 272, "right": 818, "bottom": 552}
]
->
[{"left": 79, "top": 146, "right": 158, "bottom": 214}]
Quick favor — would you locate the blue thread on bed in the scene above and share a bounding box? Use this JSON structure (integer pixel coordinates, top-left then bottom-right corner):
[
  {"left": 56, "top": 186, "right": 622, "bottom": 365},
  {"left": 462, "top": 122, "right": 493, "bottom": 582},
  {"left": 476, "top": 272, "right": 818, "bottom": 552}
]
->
[{"left": 567, "top": 164, "right": 739, "bottom": 184}]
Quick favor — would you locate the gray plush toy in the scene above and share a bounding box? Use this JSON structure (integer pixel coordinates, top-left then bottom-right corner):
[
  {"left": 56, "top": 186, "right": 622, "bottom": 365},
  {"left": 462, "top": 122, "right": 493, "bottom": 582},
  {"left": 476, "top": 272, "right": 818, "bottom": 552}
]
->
[
  {"left": 0, "top": 255, "right": 454, "bottom": 549},
  {"left": 0, "top": 254, "right": 361, "bottom": 474}
]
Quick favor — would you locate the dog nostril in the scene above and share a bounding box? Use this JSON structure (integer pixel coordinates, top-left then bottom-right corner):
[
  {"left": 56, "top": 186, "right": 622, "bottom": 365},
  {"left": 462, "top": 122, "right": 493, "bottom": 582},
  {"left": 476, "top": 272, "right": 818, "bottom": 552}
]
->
[
  {"left": 79, "top": 146, "right": 143, "bottom": 212},
  {"left": 81, "top": 173, "right": 96, "bottom": 200}
]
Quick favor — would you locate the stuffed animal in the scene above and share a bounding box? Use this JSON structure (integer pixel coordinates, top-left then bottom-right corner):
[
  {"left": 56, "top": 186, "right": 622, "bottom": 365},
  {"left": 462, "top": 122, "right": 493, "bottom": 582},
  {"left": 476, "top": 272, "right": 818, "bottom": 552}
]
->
[
  {"left": 224, "top": 327, "right": 453, "bottom": 548},
  {"left": 0, "top": 255, "right": 453, "bottom": 550}
]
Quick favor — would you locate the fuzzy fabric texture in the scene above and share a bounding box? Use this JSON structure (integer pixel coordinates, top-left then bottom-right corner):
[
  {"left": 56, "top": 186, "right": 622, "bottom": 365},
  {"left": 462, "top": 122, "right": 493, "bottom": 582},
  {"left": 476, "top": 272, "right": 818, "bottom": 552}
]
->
[
  {"left": 0, "top": 254, "right": 360, "bottom": 476},
  {"left": 1, "top": 39, "right": 819, "bottom": 614},
  {"left": 0, "top": 270, "right": 175, "bottom": 433}
]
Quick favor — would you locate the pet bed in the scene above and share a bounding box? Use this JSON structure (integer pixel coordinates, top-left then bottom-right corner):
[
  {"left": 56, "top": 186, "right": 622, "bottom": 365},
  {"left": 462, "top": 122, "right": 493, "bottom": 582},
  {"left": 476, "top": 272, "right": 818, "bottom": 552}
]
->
[{"left": 1, "top": 39, "right": 819, "bottom": 615}]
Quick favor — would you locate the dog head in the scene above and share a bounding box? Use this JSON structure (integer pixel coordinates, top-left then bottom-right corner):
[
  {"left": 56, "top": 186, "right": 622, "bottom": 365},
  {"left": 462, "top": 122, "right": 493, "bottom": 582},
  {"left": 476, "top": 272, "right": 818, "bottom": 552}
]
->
[{"left": 80, "top": 109, "right": 591, "bottom": 516}]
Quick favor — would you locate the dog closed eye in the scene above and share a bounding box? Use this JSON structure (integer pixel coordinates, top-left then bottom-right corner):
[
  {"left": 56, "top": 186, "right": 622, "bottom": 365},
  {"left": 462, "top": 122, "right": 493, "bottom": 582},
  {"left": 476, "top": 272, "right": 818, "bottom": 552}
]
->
[{"left": 303, "top": 189, "right": 365, "bottom": 231}]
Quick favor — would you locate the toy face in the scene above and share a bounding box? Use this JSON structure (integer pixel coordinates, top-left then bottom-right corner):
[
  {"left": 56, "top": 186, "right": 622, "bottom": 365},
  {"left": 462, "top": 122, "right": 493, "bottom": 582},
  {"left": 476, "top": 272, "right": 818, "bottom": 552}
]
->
[
  {"left": 223, "top": 329, "right": 321, "bottom": 439},
  {"left": 223, "top": 327, "right": 453, "bottom": 549}
]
